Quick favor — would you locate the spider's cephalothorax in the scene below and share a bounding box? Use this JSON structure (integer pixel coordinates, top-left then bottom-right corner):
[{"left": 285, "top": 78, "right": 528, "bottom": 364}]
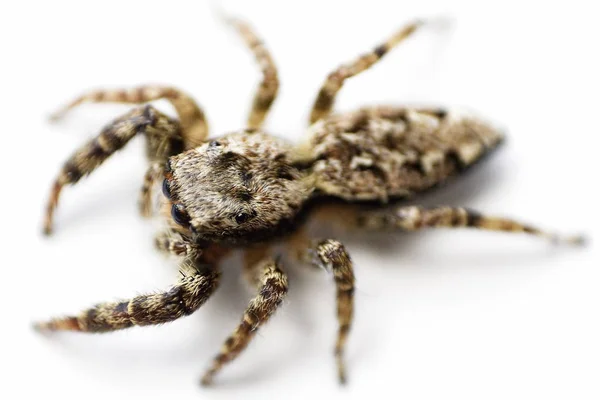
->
[
  {"left": 165, "top": 131, "right": 313, "bottom": 244},
  {"left": 36, "top": 17, "right": 584, "bottom": 387}
]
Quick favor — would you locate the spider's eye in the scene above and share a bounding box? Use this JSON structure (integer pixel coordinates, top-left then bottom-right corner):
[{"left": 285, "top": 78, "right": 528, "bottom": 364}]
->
[
  {"left": 171, "top": 204, "right": 191, "bottom": 227},
  {"left": 209, "top": 140, "right": 221, "bottom": 148},
  {"left": 234, "top": 212, "right": 254, "bottom": 225},
  {"left": 162, "top": 179, "right": 172, "bottom": 200}
]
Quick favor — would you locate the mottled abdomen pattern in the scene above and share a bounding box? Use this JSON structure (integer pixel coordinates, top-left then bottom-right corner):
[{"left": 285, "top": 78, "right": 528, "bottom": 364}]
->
[{"left": 309, "top": 107, "right": 504, "bottom": 201}]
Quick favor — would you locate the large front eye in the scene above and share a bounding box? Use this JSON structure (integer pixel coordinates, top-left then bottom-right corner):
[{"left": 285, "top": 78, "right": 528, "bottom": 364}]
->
[
  {"left": 171, "top": 204, "right": 191, "bottom": 227},
  {"left": 162, "top": 179, "right": 172, "bottom": 200},
  {"left": 234, "top": 211, "right": 256, "bottom": 225}
]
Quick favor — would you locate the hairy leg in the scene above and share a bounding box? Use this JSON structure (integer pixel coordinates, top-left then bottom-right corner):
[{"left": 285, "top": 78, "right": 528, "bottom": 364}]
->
[
  {"left": 50, "top": 85, "right": 208, "bottom": 146},
  {"left": 303, "top": 239, "right": 355, "bottom": 384},
  {"left": 309, "top": 20, "right": 423, "bottom": 124},
  {"left": 139, "top": 161, "right": 164, "bottom": 218},
  {"left": 43, "top": 105, "right": 182, "bottom": 234},
  {"left": 154, "top": 233, "right": 232, "bottom": 272},
  {"left": 155, "top": 231, "right": 196, "bottom": 257},
  {"left": 33, "top": 258, "right": 220, "bottom": 333},
  {"left": 358, "top": 205, "right": 585, "bottom": 245},
  {"left": 201, "top": 258, "right": 288, "bottom": 386},
  {"left": 227, "top": 18, "right": 279, "bottom": 129},
  {"left": 242, "top": 245, "right": 272, "bottom": 287}
]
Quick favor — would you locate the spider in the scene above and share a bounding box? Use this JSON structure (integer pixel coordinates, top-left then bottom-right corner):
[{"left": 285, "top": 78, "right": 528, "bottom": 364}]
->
[{"left": 34, "top": 17, "right": 584, "bottom": 386}]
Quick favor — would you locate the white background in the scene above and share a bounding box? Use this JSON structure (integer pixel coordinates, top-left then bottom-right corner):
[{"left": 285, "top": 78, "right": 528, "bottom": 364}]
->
[{"left": 1, "top": 1, "right": 598, "bottom": 399}]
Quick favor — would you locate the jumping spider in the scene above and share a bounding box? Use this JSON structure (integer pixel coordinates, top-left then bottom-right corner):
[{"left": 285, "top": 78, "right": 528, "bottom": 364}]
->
[{"left": 35, "top": 18, "right": 584, "bottom": 386}]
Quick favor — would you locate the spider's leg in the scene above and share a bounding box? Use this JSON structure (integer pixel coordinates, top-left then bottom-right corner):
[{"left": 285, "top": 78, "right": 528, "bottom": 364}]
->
[
  {"left": 155, "top": 233, "right": 231, "bottom": 268},
  {"left": 50, "top": 85, "right": 208, "bottom": 146},
  {"left": 33, "top": 256, "right": 220, "bottom": 333},
  {"left": 227, "top": 18, "right": 279, "bottom": 130},
  {"left": 303, "top": 239, "right": 355, "bottom": 384},
  {"left": 309, "top": 19, "right": 423, "bottom": 124},
  {"left": 242, "top": 244, "right": 272, "bottom": 287},
  {"left": 43, "top": 105, "right": 182, "bottom": 235},
  {"left": 155, "top": 231, "right": 196, "bottom": 257},
  {"left": 139, "top": 161, "right": 164, "bottom": 218},
  {"left": 200, "top": 258, "right": 288, "bottom": 386},
  {"left": 358, "top": 205, "right": 586, "bottom": 245}
]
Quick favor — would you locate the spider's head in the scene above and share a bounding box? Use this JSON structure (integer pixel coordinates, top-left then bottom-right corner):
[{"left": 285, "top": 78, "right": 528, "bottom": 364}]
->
[{"left": 162, "top": 131, "right": 313, "bottom": 244}]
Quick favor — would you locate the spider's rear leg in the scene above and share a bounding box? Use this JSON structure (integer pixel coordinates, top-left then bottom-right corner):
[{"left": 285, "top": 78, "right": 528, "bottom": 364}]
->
[
  {"left": 309, "top": 19, "right": 423, "bottom": 124},
  {"left": 227, "top": 18, "right": 279, "bottom": 129},
  {"left": 200, "top": 257, "right": 288, "bottom": 386},
  {"left": 303, "top": 239, "right": 355, "bottom": 384},
  {"left": 43, "top": 105, "right": 182, "bottom": 235},
  {"left": 50, "top": 85, "right": 208, "bottom": 146},
  {"left": 357, "top": 206, "right": 586, "bottom": 245},
  {"left": 33, "top": 256, "right": 220, "bottom": 333}
]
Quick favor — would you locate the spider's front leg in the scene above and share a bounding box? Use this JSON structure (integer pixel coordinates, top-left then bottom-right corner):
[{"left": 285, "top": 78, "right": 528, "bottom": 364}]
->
[
  {"left": 33, "top": 253, "right": 220, "bottom": 333},
  {"left": 154, "top": 232, "right": 232, "bottom": 266},
  {"left": 50, "top": 85, "right": 208, "bottom": 146},
  {"left": 43, "top": 105, "right": 183, "bottom": 235},
  {"left": 200, "top": 257, "right": 288, "bottom": 386},
  {"left": 139, "top": 161, "right": 165, "bottom": 218},
  {"left": 302, "top": 239, "right": 356, "bottom": 384},
  {"left": 155, "top": 231, "right": 197, "bottom": 257},
  {"left": 357, "top": 205, "right": 586, "bottom": 245}
]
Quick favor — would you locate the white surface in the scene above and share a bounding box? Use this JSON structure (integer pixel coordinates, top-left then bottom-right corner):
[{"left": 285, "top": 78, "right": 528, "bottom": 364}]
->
[{"left": 1, "top": 1, "right": 598, "bottom": 399}]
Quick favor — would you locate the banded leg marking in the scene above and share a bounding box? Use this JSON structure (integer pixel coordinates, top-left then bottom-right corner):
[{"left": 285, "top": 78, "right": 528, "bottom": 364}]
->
[
  {"left": 43, "top": 105, "right": 181, "bottom": 234},
  {"left": 139, "top": 162, "right": 164, "bottom": 218},
  {"left": 200, "top": 258, "right": 288, "bottom": 386},
  {"left": 34, "top": 262, "right": 220, "bottom": 333},
  {"left": 228, "top": 18, "right": 279, "bottom": 129},
  {"left": 357, "top": 206, "right": 585, "bottom": 245},
  {"left": 309, "top": 20, "right": 423, "bottom": 124},
  {"left": 50, "top": 85, "right": 208, "bottom": 146},
  {"left": 307, "top": 239, "right": 355, "bottom": 384}
]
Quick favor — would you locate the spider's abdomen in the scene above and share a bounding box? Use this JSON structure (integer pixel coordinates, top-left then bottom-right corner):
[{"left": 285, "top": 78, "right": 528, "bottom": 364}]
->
[{"left": 308, "top": 106, "right": 504, "bottom": 202}]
